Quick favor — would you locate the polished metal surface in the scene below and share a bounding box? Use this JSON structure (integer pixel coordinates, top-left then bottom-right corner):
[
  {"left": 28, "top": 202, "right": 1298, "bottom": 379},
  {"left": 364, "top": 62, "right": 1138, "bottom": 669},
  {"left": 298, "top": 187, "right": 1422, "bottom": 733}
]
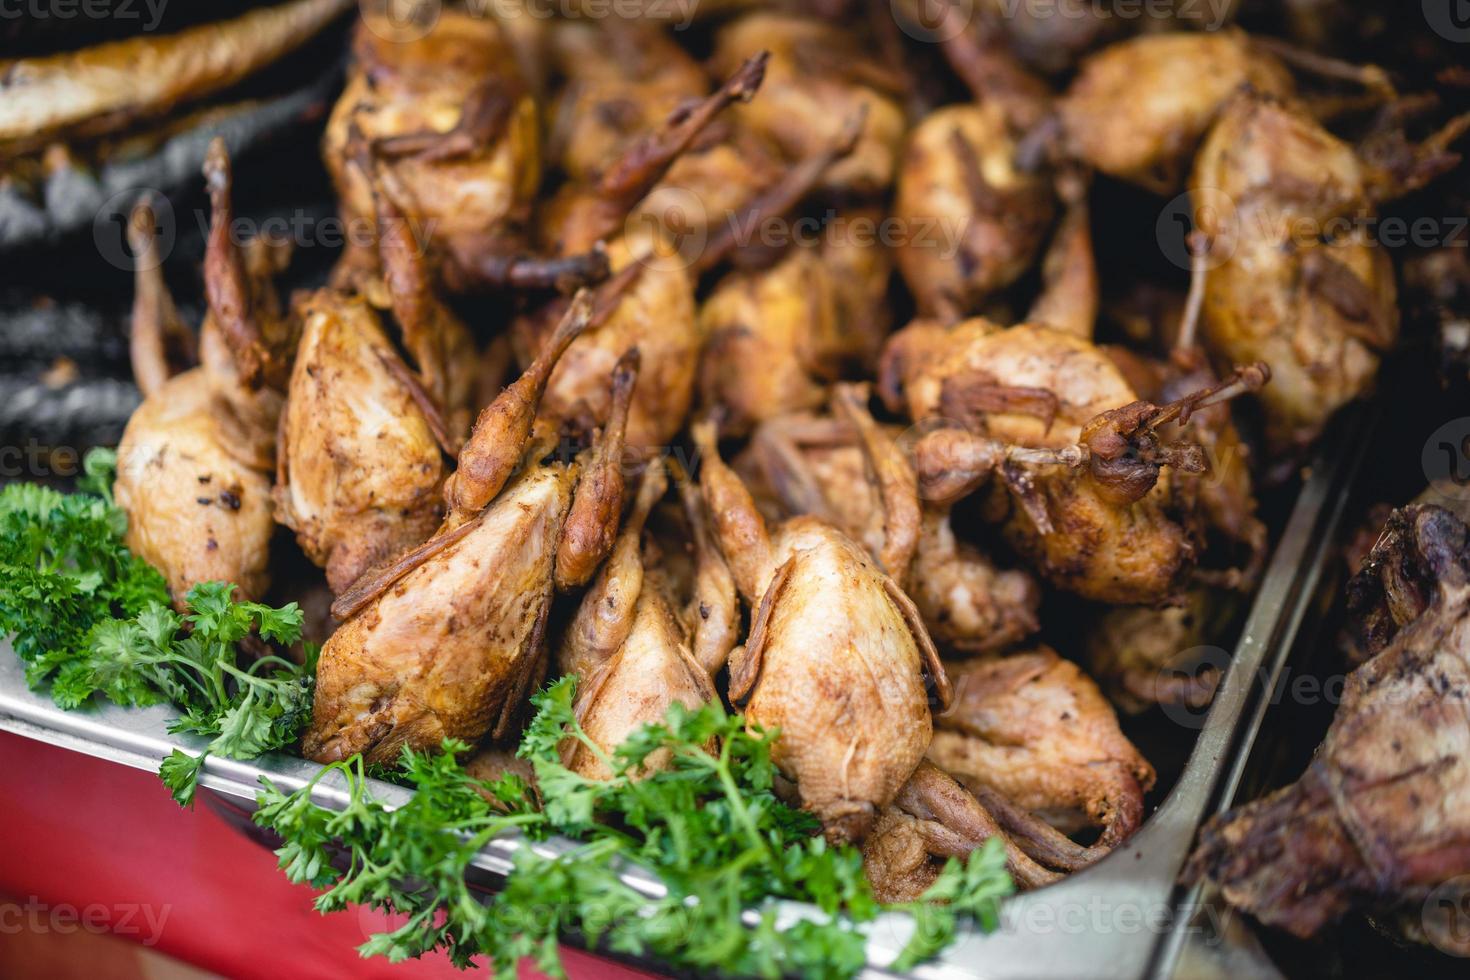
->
[{"left": 0, "top": 410, "right": 1368, "bottom": 980}]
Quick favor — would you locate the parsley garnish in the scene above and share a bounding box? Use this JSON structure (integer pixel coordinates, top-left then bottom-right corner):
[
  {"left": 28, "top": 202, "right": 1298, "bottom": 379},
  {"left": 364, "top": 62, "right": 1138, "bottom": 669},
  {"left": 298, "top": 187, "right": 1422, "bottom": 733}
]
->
[
  {"left": 255, "top": 677, "right": 1014, "bottom": 978},
  {"left": 1, "top": 452, "right": 314, "bottom": 805}
]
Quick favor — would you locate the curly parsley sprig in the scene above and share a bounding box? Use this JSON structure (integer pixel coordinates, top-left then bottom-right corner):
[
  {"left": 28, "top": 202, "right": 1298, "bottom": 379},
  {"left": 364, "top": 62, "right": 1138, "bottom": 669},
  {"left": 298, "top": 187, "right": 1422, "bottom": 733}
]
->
[
  {"left": 255, "top": 677, "right": 1013, "bottom": 979},
  {"left": 0, "top": 450, "right": 315, "bottom": 805}
]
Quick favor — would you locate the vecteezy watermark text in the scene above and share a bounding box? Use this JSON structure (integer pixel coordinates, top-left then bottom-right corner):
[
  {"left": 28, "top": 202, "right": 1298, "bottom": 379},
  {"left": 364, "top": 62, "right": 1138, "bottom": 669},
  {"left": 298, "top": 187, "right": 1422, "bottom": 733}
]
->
[
  {"left": 0, "top": 0, "right": 166, "bottom": 29},
  {"left": 0, "top": 897, "right": 172, "bottom": 946}
]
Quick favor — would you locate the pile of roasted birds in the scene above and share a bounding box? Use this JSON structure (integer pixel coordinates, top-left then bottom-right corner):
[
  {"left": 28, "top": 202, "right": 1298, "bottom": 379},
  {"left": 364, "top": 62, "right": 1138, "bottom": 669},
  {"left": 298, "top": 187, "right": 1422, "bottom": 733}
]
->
[{"left": 4, "top": 0, "right": 1470, "bottom": 974}]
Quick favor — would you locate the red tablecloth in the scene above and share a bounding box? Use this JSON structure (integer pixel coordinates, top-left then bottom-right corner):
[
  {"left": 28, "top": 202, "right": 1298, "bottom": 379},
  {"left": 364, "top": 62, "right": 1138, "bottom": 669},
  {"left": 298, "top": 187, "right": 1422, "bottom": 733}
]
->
[{"left": 0, "top": 731, "right": 656, "bottom": 980}]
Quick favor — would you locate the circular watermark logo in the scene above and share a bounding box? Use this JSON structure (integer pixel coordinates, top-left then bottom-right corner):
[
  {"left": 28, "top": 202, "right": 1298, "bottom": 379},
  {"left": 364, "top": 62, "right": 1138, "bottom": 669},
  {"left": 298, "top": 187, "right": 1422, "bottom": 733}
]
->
[
  {"left": 1424, "top": 0, "right": 1470, "bottom": 43},
  {"left": 625, "top": 186, "right": 710, "bottom": 273},
  {"left": 1424, "top": 876, "right": 1470, "bottom": 956},
  {"left": 359, "top": 0, "right": 443, "bottom": 43},
  {"left": 891, "top": 0, "right": 975, "bottom": 43},
  {"left": 1156, "top": 645, "right": 1231, "bottom": 730},
  {"left": 94, "top": 189, "right": 174, "bottom": 273},
  {"left": 1156, "top": 187, "right": 1238, "bottom": 273},
  {"left": 1422, "top": 417, "right": 1470, "bottom": 504}
]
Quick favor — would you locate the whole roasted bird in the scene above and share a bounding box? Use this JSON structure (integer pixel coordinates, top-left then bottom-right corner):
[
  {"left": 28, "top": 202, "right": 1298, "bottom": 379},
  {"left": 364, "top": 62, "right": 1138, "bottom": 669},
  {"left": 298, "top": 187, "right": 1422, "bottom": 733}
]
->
[
  {"left": 303, "top": 296, "right": 637, "bottom": 764},
  {"left": 1189, "top": 503, "right": 1470, "bottom": 943},
  {"left": 692, "top": 392, "right": 950, "bottom": 843}
]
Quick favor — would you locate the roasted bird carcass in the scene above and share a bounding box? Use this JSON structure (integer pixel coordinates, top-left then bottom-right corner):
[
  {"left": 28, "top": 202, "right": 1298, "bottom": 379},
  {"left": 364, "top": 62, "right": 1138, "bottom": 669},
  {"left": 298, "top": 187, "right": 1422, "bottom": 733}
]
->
[
  {"left": 556, "top": 461, "right": 733, "bottom": 779},
  {"left": 891, "top": 103, "right": 1055, "bottom": 322},
  {"left": 1188, "top": 503, "right": 1470, "bottom": 943},
  {"left": 696, "top": 121, "right": 888, "bottom": 436},
  {"left": 324, "top": 6, "right": 577, "bottom": 293},
  {"left": 711, "top": 12, "right": 906, "bottom": 195},
  {"left": 519, "top": 55, "right": 768, "bottom": 457},
  {"left": 737, "top": 401, "right": 1039, "bottom": 655},
  {"left": 1085, "top": 588, "right": 1233, "bottom": 714},
  {"left": 888, "top": 0, "right": 1057, "bottom": 322},
  {"left": 929, "top": 647, "right": 1157, "bottom": 849},
  {"left": 883, "top": 317, "right": 1267, "bottom": 604},
  {"left": 1341, "top": 483, "right": 1470, "bottom": 667},
  {"left": 1191, "top": 91, "right": 1400, "bottom": 457},
  {"left": 274, "top": 149, "right": 477, "bottom": 596},
  {"left": 115, "top": 143, "right": 295, "bottom": 605},
  {"left": 863, "top": 761, "right": 1059, "bottom": 901},
  {"left": 545, "top": 19, "right": 710, "bottom": 188},
  {"left": 303, "top": 297, "right": 637, "bottom": 764},
  {"left": 1057, "top": 30, "right": 1293, "bottom": 194},
  {"left": 692, "top": 394, "right": 950, "bottom": 843}
]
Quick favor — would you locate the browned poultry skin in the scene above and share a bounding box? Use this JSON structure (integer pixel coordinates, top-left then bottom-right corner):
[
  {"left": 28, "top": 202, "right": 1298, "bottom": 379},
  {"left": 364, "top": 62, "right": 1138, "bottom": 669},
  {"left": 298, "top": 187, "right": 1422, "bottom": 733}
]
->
[
  {"left": 561, "top": 464, "right": 719, "bottom": 780},
  {"left": 1193, "top": 92, "right": 1398, "bottom": 455},
  {"left": 306, "top": 296, "right": 636, "bottom": 764},
  {"left": 554, "top": 349, "right": 640, "bottom": 590},
  {"left": 303, "top": 462, "right": 572, "bottom": 765},
  {"left": 700, "top": 247, "right": 837, "bottom": 436},
  {"left": 115, "top": 371, "right": 275, "bottom": 604},
  {"left": 322, "top": 9, "right": 540, "bottom": 288},
  {"left": 1059, "top": 31, "right": 1293, "bottom": 193},
  {"left": 448, "top": 293, "right": 593, "bottom": 526},
  {"left": 515, "top": 238, "right": 696, "bottom": 458},
  {"left": 127, "top": 201, "right": 194, "bottom": 400},
  {"left": 366, "top": 159, "right": 479, "bottom": 443},
  {"left": 863, "top": 761, "right": 1060, "bottom": 902},
  {"left": 546, "top": 20, "right": 709, "bottom": 187},
  {"left": 739, "top": 409, "right": 1040, "bottom": 654},
  {"left": 893, "top": 104, "right": 1054, "bottom": 321},
  {"left": 273, "top": 291, "right": 446, "bottom": 596},
  {"left": 560, "top": 462, "right": 670, "bottom": 684},
  {"left": 910, "top": 509, "right": 1041, "bottom": 655},
  {"left": 115, "top": 146, "right": 293, "bottom": 607},
  {"left": 1188, "top": 505, "right": 1470, "bottom": 939},
  {"left": 520, "top": 58, "right": 777, "bottom": 458},
  {"left": 929, "top": 647, "right": 1156, "bottom": 849},
  {"left": 694, "top": 421, "right": 949, "bottom": 843},
  {"left": 1343, "top": 486, "right": 1470, "bottom": 666},
  {"left": 541, "top": 52, "right": 768, "bottom": 258},
  {"left": 712, "top": 13, "right": 906, "bottom": 195},
  {"left": 1085, "top": 589, "right": 1229, "bottom": 714},
  {"left": 889, "top": 320, "right": 1206, "bottom": 604},
  {"left": 196, "top": 139, "right": 298, "bottom": 472}
]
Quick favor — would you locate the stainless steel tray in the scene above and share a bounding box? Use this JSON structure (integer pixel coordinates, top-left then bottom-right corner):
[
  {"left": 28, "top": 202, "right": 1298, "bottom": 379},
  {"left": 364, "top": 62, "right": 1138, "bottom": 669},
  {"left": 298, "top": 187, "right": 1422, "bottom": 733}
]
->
[{"left": 0, "top": 409, "right": 1369, "bottom": 980}]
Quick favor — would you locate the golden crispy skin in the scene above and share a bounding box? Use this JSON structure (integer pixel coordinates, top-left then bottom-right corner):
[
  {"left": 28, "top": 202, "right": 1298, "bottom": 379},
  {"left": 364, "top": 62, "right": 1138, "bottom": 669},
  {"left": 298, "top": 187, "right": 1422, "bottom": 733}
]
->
[
  {"left": 739, "top": 414, "right": 1040, "bottom": 653},
  {"left": 896, "top": 321, "right": 1135, "bottom": 441},
  {"left": 114, "top": 370, "right": 274, "bottom": 605},
  {"left": 1059, "top": 31, "right": 1293, "bottom": 193},
  {"left": 303, "top": 466, "right": 572, "bottom": 765},
  {"left": 929, "top": 648, "right": 1156, "bottom": 848},
  {"left": 699, "top": 248, "right": 837, "bottom": 436},
  {"left": 712, "top": 13, "right": 905, "bottom": 194},
  {"left": 893, "top": 322, "right": 1200, "bottom": 603},
  {"left": 910, "top": 509, "right": 1041, "bottom": 655},
  {"left": 893, "top": 104, "right": 1054, "bottom": 320},
  {"left": 559, "top": 465, "right": 720, "bottom": 781},
  {"left": 568, "top": 586, "right": 717, "bottom": 780},
  {"left": 547, "top": 20, "right": 709, "bottom": 186},
  {"left": 1193, "top": 92, "right": 1398, "bottom": 454},
  {"left": 1085, "top": 589, "right": 1227, "bottom": 714},
  {"left": 194, "top": 242, "right": 292, "bottom": 473},
  {"left": 738, "top": 518, "right": 940, "bottom": 842},
  {"left": 1190, "top": 506, "right": 1470, "bottom": 940},
  {"left": 0, "top": 0, "right": 351, "bottom": 157},
  {"left": 323, "top": 9, "right": 540, "bottom": 278},
  {"left": 521, "top": 239, "right": 697, "bottom": 456},
  {"left": 274, "top": 291, "right": 446, "bottom": 596}
]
